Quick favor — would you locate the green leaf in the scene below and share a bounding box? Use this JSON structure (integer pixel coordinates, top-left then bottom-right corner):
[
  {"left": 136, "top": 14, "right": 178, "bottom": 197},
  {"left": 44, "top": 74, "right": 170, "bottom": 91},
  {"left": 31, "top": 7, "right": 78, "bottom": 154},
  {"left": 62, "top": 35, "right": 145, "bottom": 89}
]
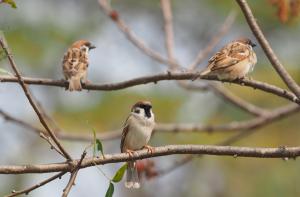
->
[
  {"left": 0, "top": 68, "right": 13, "bottom": 76},
  {"left": 105, "top": 182, "right": 114, "bottom": 197},
  {"left": 92, "top": 128, "right": 96, "bottom": 157},
  {"left": 2, "top": 0, "right": 17, "bottom": 8},
  {"left": 112, "top": 163, "right": 127, "bottom": 183},
  {"left": 87, "top": 122, "right": 104, "bottom": 157},
  {"left": 96, "top": 139, "right": 104, "bottom": 157}
]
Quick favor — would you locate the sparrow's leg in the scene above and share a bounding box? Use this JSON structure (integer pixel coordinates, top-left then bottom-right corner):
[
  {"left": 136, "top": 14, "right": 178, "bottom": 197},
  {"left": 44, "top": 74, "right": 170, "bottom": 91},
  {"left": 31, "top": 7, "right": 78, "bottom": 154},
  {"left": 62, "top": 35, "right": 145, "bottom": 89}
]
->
[
  {"left": 81, "top": 71, "right": 91, "bottom": 84},
  {"left": 244, "top": 75, "right": 253, "bottom": 81},
  {"left": 125, "top": 149, "right": 135, "bottom": 158},
  {"left": 143, "top": 145, "right": 154, "bottom": 154},
  {"left": 83, "top": 79, "right": 92, "bottom": 85}
]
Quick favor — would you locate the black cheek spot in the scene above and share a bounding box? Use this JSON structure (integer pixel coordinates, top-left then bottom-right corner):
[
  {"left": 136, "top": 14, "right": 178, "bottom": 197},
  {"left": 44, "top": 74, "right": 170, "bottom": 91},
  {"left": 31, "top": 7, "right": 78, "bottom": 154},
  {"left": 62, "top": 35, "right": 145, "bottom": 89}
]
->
[
  {"left": 134, "top": 109, "right": 140, "bottom": 114},
  {"left": 145, "top": 109, "right": 151, "bottom": 118}
]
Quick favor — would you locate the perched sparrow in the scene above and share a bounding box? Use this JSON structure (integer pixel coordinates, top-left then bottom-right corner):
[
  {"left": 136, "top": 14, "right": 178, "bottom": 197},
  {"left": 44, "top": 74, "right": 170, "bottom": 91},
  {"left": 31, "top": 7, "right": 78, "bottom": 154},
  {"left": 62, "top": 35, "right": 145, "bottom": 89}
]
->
[
  {"left": 62, "top": 40, "right": 96, "bottom": 91},
  {"left": 198, "top": 38, "right": 257, "bottom": 80},
  {"left": 120, "top": 101, "right": 155, "bottom": 189}
]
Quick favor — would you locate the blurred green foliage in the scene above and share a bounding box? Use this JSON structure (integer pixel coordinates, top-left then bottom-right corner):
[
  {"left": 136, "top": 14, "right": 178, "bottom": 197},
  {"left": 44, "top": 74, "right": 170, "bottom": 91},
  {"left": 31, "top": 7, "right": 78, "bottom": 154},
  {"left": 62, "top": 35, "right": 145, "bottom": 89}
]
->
[{"left": 0, "top": 0, "right": 17, "bottom": 9}]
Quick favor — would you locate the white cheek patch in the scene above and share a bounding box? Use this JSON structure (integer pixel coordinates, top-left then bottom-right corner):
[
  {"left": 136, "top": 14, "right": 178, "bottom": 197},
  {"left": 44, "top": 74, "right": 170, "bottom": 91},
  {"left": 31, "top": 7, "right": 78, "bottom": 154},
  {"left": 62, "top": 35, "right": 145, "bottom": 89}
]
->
[
  {"left": 134, "top": 107, "right": 145, "bottom": 117},
  {"left": 237, "top": 50, "right": 249, "bottom": 57},
  {"left": 80, "top": 46, "right": 89, "bottom": 55}
]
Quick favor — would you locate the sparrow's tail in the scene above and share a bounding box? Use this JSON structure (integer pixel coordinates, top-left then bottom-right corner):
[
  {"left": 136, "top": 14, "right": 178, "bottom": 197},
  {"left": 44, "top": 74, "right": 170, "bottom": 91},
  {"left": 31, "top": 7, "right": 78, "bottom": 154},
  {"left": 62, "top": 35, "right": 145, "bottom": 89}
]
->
[
  {"left": 125, "top": 161, "right": 140, "bottom": 189},
  {"left": 68, "top": 77, "right": 82, "bottom": 91},
  {"left": 192, "top": 67, "right": 211, "bottom": 81},
  {"left": 199, "top": 68, "right": 211, "bottom": 76}
]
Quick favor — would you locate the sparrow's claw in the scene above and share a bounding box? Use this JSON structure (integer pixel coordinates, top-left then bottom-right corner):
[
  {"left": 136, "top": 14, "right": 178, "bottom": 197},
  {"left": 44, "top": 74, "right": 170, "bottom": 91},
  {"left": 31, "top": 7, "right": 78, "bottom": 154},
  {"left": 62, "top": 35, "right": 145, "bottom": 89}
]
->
[
  {"left": 244, "top": 76, "right": 253, "bottom": 81},
  {"left": 83, "top": 79, "right": 92, "bottom": 85},
  {"left": 143, "top": 145, "right": 154, "bottom": 154},
  {"left": 125, "top": 149, "right": 135, "bottom": 158}
]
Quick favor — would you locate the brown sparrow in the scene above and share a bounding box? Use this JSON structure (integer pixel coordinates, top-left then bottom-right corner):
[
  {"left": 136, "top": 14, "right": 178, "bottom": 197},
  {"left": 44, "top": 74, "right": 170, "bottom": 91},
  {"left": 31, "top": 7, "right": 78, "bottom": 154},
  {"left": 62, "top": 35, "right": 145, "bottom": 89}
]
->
[
  {"left": 120, "top": 101, "right": 155, "bottom": 189},
  {"left": 198, "top": 38, "right": 257, "bottom": 80},
  {"left": 62, "top": 40, "right": 96, "bottom": 91}
]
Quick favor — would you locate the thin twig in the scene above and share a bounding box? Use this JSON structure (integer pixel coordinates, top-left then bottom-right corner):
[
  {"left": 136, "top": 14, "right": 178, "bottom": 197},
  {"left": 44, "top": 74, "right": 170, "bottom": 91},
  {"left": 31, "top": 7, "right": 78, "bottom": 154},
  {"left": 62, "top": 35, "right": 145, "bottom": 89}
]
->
[
  {"left": 1, "top": 103, "right": 299, "bottom": 142},
  {"left": 236, "top": 0, "right": 300, "bottom": 98},
  {"left": 98, "top": 0, "right": 180, "bottom": 68},
  {"left": 160, "top": 0, "right": 176, "bottom": 69},
  {"left": 208, "top": 83, "right": 269, "bottom": 116},
  {"left": 5, "top": 171, "right": 66, "bottom": 197},
  {"left": 0, "top": 109, "right": 121, "bottom": 141},
  {"left": 62, "top": 151, "right": 87, "bottom": 197},
  {"left": 178, "top": 81, "right": 269, "bottom": 116},
  {"left": 188, "top": 11, "right": 237, "bottom": 70},
  {"left": 157, "top": 103, "right": 299, "bottom": 133},
  {"left": 40, "top": 132, "right": 65, "bottom": 157},
  {"left": 156, "top": 103, "right": 299, "bottom": 177},
  {"left": 0, "top": 39, "right": 72, "bottom": 160}
]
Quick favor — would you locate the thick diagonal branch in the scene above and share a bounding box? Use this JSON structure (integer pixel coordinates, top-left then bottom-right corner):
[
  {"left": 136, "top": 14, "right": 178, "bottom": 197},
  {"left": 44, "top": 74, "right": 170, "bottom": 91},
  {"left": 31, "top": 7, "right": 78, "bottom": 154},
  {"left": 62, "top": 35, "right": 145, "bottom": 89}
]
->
[
  {"left": 236, "top": 0, "right": 300, "bottom": 98},
  {"left": 0, "top": 39, "right": 72, "bottom": 161}
]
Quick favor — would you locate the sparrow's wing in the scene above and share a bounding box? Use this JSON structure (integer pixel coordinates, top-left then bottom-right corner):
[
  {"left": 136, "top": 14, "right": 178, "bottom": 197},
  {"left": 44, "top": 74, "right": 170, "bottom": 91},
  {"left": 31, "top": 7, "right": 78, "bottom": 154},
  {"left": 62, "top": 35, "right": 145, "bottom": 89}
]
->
[
  {"left": 209, "top": 42, "right": 249, "bottom": 71},
  {"left": 62, "top": 48, "right": 82, "bottom": 77},
  {"left": 120, "top": 116, "right": 131, "bottom": 153}
]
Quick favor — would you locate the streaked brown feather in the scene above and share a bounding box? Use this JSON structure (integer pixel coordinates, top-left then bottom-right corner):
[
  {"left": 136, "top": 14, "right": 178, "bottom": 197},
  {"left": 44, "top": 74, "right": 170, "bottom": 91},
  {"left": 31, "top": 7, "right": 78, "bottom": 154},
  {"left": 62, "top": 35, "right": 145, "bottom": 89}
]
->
[
  {"left": 62, "top": 48, "right": 88, "bottom": 79},
  {"left": 207, "top": 41, "right": 250, "bottom": 72},
  {"left": 120, "top": 117, "right": 130, "bottom": 153}
]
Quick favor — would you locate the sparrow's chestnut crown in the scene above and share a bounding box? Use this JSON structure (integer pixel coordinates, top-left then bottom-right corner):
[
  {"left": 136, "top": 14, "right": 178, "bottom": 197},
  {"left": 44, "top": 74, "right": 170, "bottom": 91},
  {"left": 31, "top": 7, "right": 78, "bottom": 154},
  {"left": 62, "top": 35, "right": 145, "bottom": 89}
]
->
[{"left": 71, "top": 40, "right": 96, "bottom": 50}]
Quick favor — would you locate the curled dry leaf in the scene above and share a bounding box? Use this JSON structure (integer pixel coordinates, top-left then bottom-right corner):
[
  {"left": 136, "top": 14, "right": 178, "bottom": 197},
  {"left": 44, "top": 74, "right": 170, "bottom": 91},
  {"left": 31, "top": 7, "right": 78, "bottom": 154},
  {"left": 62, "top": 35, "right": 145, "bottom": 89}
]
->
[
  {"left": 136, "top": 159, "right": 158, "bottom": 180},
  {"left": 268, "top": 0, "right": 300, "bottom": 23}
]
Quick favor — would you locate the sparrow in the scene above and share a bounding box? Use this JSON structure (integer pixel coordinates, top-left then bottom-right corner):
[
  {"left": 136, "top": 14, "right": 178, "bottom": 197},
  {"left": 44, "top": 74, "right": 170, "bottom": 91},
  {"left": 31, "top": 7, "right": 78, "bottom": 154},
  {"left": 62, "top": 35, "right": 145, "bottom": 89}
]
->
[
  {"left": 62, "top": 40, "right": 96, "bottom": 91},
  {"left": 120, "top": 101, "right": 155, "bottom": 189},
  {"left": 198, "top": 38, "right": 257, "bottom": 80}
]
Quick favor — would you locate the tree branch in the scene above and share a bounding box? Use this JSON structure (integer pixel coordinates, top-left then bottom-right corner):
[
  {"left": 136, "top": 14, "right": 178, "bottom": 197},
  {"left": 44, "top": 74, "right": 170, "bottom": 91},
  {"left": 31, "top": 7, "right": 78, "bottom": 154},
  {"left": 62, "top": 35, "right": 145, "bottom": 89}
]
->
[
  {"left": 157, "top": 103, "right": 299, "bottom": 133},
  {"left": 160, "top": 0, "right": 176, "bottom": 69},
  {"left": 0, "top": 39, "right": 72, "bottom": 161},
  {"left": 209, "top": 83, "right": 269, "bottom": 116},
  {"left": 179, "top": 82, "right": 269, "bottom": 116},
  {"left": 1, "top": 74, "right": 298, "bottom": 104},
  {"left": 0, "top": 144, "right": 299, "bottom": 174},
  {"left": 236, "top": 0, "right": 300, "bottom": 98},
  {"left": 5, "top": 172, "right": 66, "bottom": 197},
  {"left": 62, "top": 151, "right": 87, "bottom": 197},
  {"left": 156, "top": 103, "right": 299, "bottom": 176},
  {"left": 0, "top": 109, "right": 121, "bottom": 142},
  {"left": 40, "top": 132, "right": 65, "bottom": 157},
  {"left": 2, "top": 103, "right": 299, "bottom": 143}
]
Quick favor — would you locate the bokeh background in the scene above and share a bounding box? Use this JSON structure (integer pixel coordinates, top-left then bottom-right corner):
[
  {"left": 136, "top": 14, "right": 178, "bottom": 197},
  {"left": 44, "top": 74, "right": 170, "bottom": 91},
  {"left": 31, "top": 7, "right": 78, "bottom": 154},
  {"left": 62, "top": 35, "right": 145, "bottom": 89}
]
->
[{"left": 1, "top": 0, "right": 300, "bottom": 196}]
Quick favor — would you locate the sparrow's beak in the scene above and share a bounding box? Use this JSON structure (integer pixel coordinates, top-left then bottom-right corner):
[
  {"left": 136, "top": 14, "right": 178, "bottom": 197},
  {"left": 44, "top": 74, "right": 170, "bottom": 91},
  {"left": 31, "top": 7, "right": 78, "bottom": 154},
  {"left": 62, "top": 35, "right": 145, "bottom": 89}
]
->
[{"left": 89, "top": 45, "right": 96, "bottom": 50}]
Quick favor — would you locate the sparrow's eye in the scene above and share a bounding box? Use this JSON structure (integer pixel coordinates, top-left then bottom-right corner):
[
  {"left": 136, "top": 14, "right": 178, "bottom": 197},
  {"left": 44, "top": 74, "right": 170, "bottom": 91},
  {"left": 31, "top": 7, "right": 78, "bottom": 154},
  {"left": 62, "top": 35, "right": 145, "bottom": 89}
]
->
[{"left": 134, "top": 109, "right": 140, "bottom": 114}]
